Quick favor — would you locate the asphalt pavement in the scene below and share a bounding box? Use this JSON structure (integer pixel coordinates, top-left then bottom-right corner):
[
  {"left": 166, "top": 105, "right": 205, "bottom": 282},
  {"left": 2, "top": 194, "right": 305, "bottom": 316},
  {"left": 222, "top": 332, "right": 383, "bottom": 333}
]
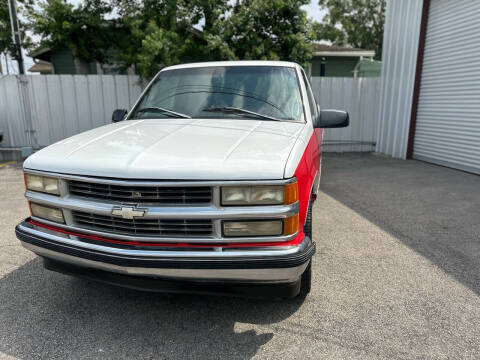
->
[{"left": 0, "top": 153, "right": 479, "bottom": 359}]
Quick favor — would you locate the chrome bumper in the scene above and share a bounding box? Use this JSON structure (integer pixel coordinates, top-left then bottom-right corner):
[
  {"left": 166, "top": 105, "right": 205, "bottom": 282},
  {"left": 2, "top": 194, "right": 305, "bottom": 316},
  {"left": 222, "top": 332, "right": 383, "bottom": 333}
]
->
[{"left": 16, "top": 220, "right": 315, "bottom": 284}]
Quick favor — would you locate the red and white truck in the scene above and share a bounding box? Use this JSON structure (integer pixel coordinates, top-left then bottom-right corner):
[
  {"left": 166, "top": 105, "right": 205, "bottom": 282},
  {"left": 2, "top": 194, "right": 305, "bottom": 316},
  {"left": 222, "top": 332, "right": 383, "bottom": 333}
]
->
[{"left": 16, "top": 61, "right": 348, "bottom": 298}]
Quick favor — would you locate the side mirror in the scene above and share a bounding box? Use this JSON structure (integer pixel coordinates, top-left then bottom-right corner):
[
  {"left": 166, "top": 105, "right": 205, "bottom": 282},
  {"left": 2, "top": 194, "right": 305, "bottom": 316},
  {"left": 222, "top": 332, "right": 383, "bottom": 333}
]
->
[
  {"left": 314, "top": 109, "right": 349, "bottom": 128},
  {"left": 112, "top": 109, "right": 128, "bottom": 123}
]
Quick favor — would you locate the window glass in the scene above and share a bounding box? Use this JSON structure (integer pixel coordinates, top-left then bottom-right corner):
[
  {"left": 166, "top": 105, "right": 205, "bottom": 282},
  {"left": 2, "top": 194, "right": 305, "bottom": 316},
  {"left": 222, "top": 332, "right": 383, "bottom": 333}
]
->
[{"left": 130, "top": 66, "right": 305, "bottom": 122}]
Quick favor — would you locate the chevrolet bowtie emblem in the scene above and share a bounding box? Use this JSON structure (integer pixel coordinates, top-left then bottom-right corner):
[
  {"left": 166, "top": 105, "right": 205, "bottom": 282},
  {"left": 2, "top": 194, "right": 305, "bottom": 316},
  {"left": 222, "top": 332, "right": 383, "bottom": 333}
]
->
[{"left": 111, "top": 206, "right": 147, "bottom": 219}]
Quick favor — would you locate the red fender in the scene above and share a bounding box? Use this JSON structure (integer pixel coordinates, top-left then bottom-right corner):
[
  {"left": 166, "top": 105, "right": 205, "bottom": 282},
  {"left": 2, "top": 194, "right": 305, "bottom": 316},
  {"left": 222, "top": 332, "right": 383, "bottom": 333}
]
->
[{"left": 293, "top": 129, "right": 322, "bottom": 234}]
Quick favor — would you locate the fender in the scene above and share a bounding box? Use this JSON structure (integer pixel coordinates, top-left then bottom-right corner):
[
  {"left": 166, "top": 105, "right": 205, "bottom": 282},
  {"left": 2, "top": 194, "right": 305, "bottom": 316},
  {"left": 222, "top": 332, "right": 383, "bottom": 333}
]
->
[{"left": 292, "top": 129, "right": 323, "bottom": 233}]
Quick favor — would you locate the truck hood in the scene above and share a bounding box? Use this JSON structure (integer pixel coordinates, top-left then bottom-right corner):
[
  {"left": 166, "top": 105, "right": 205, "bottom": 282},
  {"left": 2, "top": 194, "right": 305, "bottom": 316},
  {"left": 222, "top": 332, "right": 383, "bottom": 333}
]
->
[{"left": 24, "top": 119, "right": 305, "bottom": 180}]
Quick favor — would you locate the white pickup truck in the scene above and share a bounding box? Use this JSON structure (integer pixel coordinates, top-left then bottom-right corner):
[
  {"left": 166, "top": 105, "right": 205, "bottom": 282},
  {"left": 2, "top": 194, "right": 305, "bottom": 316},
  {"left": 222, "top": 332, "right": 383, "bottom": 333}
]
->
[{"left": 16, "top": 61, "right": 348, "bottom": 298}]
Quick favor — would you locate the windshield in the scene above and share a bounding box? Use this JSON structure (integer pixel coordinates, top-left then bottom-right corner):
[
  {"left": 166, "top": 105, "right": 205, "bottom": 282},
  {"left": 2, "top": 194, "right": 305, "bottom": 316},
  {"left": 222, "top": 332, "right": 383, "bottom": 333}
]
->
[{"left": 129, "top": 66, "right": 305, "bottom": 122}]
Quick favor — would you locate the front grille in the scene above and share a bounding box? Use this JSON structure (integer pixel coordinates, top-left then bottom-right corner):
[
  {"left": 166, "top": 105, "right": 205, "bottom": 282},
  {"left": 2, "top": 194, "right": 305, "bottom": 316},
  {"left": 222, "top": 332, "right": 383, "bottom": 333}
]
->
[
  {"left": 72, "top": 211, "right": 213, "bottom": 237},
  {"left": 68, "top": 180, "right": 212, "bottom": 205}
]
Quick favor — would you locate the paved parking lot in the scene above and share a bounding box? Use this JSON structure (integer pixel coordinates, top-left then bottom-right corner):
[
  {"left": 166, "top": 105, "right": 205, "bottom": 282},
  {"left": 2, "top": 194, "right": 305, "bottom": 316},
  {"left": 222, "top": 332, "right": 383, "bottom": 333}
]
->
[{"left": 1, "top": 153, "right": 479, "bottom": 359}]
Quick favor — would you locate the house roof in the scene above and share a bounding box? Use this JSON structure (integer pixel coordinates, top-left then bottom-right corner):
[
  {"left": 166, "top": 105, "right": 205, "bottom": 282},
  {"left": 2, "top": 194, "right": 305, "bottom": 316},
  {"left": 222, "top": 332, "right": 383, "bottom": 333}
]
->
[
  {"left": 28, "top": 47, "right": 52, "bottom": 62},
  {"left": 314, "top": 44, "right": 375, "bottom": 58},
  {"left": 28, "top": 60, "right": 54, "bottom": 74}
]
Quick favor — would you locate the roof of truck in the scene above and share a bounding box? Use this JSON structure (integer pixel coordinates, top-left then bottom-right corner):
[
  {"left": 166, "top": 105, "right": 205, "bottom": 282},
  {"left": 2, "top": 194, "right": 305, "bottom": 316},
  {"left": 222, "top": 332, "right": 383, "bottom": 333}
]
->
[{"left": 163, "top": 61, "right": 300, "bottom": 71}]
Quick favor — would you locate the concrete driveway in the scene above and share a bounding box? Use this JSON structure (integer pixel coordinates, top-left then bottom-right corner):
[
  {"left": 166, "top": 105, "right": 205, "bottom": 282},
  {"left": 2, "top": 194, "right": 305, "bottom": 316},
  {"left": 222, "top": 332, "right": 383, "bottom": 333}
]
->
[{"left": 0, "top": 154, "right": 479, "bottom": 359}]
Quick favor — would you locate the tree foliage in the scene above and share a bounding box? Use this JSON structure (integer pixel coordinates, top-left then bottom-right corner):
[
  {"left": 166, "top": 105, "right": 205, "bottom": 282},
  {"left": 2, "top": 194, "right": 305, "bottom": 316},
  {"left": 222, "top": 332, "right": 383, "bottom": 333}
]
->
[
  {"left": 112, "top": 0, "right": 224, "bottom": 78},
  {"left": 226, "top": 0, "right": 315, "bottom": 66},
  {"left": 315, "top": 0, "right": 386, "bottom": 59},
  {"left": 28, "top": 0, "right": 116, "bottom": 63},
  {"left": 0, "top": 1, "right": 12, "bottom": 55},
  {"left": 27, "top": 0, "right": 316, "bottom": 78},
  {"left": 0, "top": 0, "right": 32, "bottom": 58}
]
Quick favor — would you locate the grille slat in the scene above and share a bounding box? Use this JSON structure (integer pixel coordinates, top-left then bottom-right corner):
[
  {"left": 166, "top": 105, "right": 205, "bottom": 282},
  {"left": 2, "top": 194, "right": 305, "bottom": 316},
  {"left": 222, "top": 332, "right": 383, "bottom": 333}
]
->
[
  {"left": 75, "top": 218, "right": 212, "bottom": 231},
  {"left": 73, "top": 215, "right": 210, "bottom": 227},
  {"left": 72, "top": 211, "right": 213, "bottom": 237},
  {"left": 69, "top": 180, "right": 212, "bottom": 205}
]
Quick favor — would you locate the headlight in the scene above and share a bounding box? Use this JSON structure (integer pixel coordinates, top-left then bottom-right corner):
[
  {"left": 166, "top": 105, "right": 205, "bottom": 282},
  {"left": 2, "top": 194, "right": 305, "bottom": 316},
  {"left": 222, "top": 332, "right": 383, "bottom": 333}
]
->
[
  {"left": 30, "top": 203, "right": 65, "bottom": 223},
  {"left": 223, "top": 215, "right": 299, "bottom": 237},
  {"left": 223, "top": 220, "right": 283, "bottom": 237},
  {"left": 24, "top": 174, "right": 60, "bottom": 195},
  {"left": 221, "top": 182, "right": 297, "bottom": 206}
]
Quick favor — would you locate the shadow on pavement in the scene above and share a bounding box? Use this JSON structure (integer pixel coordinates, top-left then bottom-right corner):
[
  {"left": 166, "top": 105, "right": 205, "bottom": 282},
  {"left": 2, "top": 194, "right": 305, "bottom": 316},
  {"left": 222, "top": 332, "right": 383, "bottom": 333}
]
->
[
  {"left": 0, "top": 258, "right": 304, "bottom": 360},
  {"left": 321, "top": 153, "right": 480, "bottom": 296}
]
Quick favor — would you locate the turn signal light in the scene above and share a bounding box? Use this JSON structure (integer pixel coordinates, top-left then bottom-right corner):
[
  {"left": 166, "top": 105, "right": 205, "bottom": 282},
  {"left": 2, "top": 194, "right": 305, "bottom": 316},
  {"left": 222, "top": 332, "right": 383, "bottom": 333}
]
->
[
  {"left": 283, "top": 214, "right": 299, "bottom": 236},
  {"left": 284, "top": 181, "right": 298, "bottom": 205}
]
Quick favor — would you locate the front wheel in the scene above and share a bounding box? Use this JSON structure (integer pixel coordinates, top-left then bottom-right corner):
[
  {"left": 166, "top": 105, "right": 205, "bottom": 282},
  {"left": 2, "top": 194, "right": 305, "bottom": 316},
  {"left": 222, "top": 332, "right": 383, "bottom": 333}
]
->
[
  {"left": 299, "top": 261, "right": 312, "bottom": 297},
  {"left": 299, "top": 200, "right": 313, "bottom": 297}
]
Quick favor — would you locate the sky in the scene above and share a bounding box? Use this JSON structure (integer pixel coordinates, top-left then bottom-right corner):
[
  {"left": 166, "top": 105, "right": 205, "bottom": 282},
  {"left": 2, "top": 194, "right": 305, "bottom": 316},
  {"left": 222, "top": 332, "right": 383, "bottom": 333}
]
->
[
  {"left": 303, "top": 1, "right": 327, "bottom": 22},
  {"left": 1, "top": 1, "right": 326, "bottom": 74},
  {"left": 61, "top": 0, "right": 327, "bottom": 21}
]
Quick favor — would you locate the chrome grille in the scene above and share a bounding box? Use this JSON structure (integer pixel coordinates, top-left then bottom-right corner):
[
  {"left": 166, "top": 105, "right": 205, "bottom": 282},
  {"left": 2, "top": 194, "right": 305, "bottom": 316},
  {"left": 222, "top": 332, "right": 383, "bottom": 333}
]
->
[
  {"left": 72, "top": 211, "right": 213, "bottom": 237},
  {"left": 68, "top": 180, "right": 212, "bottom": 205}
]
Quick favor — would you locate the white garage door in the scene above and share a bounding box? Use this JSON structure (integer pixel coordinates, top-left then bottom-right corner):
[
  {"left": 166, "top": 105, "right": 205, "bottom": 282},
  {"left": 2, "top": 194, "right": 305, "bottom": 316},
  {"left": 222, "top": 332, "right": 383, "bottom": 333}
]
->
[{"left": 414, "top": 0, "right": 480, "bottom": 174}]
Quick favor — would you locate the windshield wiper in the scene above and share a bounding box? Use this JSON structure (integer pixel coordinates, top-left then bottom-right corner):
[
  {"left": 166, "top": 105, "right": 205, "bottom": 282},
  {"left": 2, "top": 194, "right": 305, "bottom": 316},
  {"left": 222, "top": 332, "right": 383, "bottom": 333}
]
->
[
  {"left": 202, "top": 107, "right": 286, "bottom": 121},
  {"left": 135, "top": 106, "right": 191, "bottom": 119}
]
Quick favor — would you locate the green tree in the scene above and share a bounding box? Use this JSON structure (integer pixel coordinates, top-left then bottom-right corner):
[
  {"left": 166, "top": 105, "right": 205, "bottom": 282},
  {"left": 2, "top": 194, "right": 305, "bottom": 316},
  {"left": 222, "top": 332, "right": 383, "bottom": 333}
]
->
[
  {"left": 316, "top": 0, "right": 386, "bottom": 59},
  {"left": 27, "top": 0, "right": 316, "bottom": 78},
  {"left": 182, "top": 0, "right": 230, "bottom": 33},
  {"left": 28, "top": 0, "right": 116, "bottom": 63},
  {"left": 0, "top": 0, "right": 31, "bottom": 61},
  {"left": 115, "top": 0, "right": 234, "bottom": 78},
  {"left": 226, "top": 0, "right": 315, "bottom": 66},
  {"left": 0, "top": 0, "right": 13, "bottom": 57},
  {"left": 181, "top": 0, "right": 236, "bottom": 61},
  {"left": 132, "top": 20, "right": 198, "bottom": 78},
  {"left": 112, "top": 0, "right": 189, "bottom": 78},
  {"left": 113, "top": 0, "right": 315, "bottom": 77}
]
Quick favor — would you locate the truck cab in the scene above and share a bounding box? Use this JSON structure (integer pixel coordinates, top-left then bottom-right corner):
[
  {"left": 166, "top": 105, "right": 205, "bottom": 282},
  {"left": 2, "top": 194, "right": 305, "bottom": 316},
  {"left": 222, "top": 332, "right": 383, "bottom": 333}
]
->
[{"left": 15, "top": 61, "right": 348, "bottom": 298}]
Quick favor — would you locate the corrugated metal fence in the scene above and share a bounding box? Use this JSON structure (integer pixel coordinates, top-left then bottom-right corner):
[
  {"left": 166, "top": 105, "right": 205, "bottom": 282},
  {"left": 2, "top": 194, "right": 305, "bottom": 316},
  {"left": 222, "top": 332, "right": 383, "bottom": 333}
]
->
[
  {"left": 0, "top": 75, "right": 146, "bottom": 148},
  {"left": 0, "top": 75, "right": 380, "bottom": 152},
  {"left": 312, "top": 77, "right": 381, "bottom": 152}
]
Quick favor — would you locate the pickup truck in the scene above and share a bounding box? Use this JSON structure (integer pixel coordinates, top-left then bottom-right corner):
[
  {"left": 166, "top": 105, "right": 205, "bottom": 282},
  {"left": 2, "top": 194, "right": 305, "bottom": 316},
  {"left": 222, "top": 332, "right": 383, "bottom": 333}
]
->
[{"left": 15, "top": 61, "right": 348, "bottom": 298}]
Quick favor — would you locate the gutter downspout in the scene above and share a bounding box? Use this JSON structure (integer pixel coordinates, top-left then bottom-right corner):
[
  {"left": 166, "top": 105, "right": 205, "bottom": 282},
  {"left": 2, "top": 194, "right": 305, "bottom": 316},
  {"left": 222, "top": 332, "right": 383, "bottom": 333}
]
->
[{"left": 353, "top": 56, "right": 364, "bottom": 79}]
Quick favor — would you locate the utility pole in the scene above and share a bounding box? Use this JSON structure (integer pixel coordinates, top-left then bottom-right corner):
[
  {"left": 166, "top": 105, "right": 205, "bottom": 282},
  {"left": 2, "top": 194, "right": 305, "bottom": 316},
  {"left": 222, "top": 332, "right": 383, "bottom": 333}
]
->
[{"left": 7, "top": 0, "right": 25, "bottom": 74}]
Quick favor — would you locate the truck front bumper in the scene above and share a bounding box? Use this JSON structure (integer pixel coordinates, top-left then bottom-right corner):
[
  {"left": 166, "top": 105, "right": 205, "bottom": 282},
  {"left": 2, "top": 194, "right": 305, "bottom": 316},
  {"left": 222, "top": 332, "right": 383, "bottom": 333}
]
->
[{"left": 15, "top": 220, "right": 315, "bottom": 291}]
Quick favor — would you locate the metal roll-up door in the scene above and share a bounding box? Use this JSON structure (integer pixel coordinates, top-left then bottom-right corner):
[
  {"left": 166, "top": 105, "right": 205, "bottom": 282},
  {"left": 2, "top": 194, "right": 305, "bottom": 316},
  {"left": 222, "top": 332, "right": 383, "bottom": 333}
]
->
[{"left": 413, "top": 0, "right": 480, "bottom": 174}]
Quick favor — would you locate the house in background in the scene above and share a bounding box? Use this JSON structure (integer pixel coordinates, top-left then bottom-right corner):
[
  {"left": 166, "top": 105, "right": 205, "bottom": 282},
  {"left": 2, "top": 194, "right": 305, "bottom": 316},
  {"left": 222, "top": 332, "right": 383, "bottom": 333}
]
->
[
  {"left": 309, "top": 44, "right": 381, "bottom": 78},
  {"left": 27, "top": 60, "right": 54, "bottom": 75},
  {"left": 28, "top": 47, "right": 135, "bottom": 75}
]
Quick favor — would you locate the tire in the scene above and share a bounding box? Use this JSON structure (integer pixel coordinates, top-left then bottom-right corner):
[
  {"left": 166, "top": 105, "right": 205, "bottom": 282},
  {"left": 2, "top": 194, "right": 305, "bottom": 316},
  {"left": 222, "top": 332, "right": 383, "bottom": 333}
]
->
[
  {"left": 299, "top": 261, "right": 311, "bottom": 297},
  {"left": 299, "top": 200, "right": 313, "bottom": 297},
  {"left": 304, "top": 200, "right": 313, "bottom": 240}
]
